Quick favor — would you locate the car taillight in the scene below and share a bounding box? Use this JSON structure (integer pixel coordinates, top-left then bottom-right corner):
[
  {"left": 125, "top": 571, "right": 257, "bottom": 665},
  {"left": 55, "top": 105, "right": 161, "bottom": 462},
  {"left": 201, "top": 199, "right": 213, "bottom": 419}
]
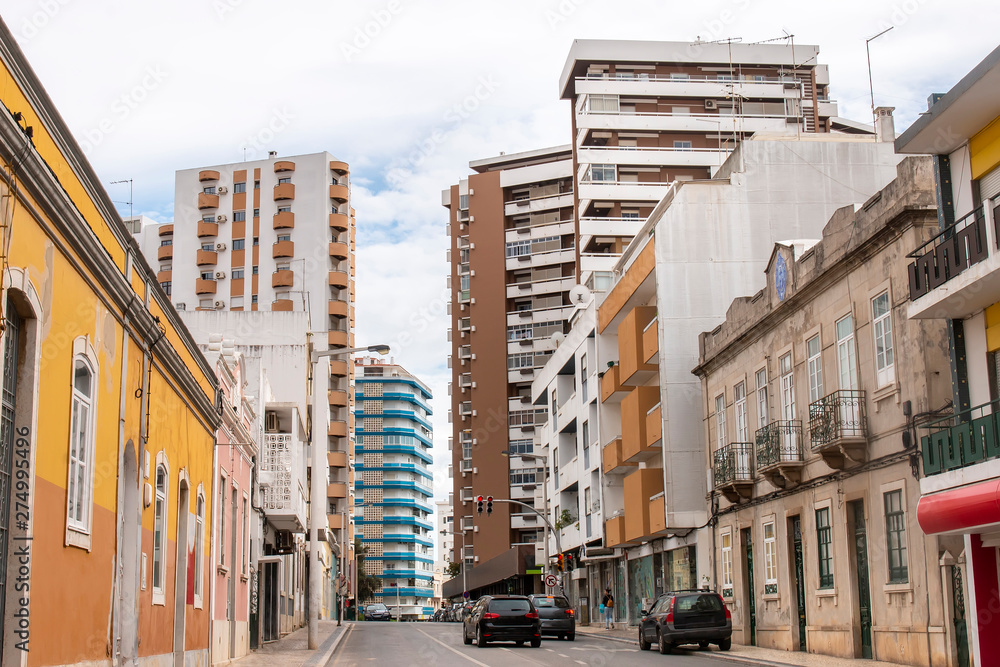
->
[
  {"left": 665, "top": 611, "right": 673, "bottom": 624},
  {"left": 566, "top": 609, "right": 575, "bottom": 616},
  {"left": 525, "top": 612, "right": 539, "bottom": 619},
  {"left": 483, "top": 612, "right": 500, "bottom": 620},
  {"left": 724, "top": 602, "right": 732, "bottom": 619}
]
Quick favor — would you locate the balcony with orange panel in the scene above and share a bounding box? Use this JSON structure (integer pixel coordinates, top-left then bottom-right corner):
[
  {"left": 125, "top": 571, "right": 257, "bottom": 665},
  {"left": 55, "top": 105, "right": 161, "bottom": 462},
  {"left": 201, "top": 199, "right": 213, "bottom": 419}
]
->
[
  {"left": 273, "top": 183, "right": 295, "bottom": 201},
  {"left": 328, "top": 451, "right": 348, "bottom": 468},
  {"left": 329, "top": 183, "right": 349, "bottom": 202},
  {"left": 329, "top": 271, "right": 349, "bottom": 288},
  {"left": 328, "top": 300, "right": 348, "bottom": 318},
  {"left": 197, "top": 192, "right": 219, "bottom": 210},
  {"left": 273, "top": 211, "right": 294, "bottom": 229},
  {"left": 156, "top": 270, "right": 171, "bottom": 283},
  {"left": 329, "top": 390, "right": 348, "bottom": 407},
  {"left": 622, "top": 386, "right": 661, "bottom": 462},
  {"left": 624, "top": 467, "right": 664, "bottom": 542},
  {"left": 649, "top": 494, "right": 667, "bottom": 535},
  {"left": 197, "top": 221, "right": 219, "bottom": 238},
  {"left": 330, "top": 359, "right": 349, "bottom": 377},
  {"left": 272, "top": 240, "right": 294, "bottom": 258},
  {"left": 646, "top": 403, "right": 663, "bottom": 449},
  {"left": 329, "top": 213, "right": 349, "bottom": 231},
  {"left": 272, "top": 270, "right": 294, "bottom": 288},
  {"left": 158, "top": 224, "right": 173, "bottom": 237},
  {"left": 328, "top": 514, "right": 347, "bottom": 530},
  {"left": 198, "top": 170, "right": 220, "bottom": 182},
  {"left": 157, "top": 245, "right": 173, "bottom": 261},
  {"left": 643, "top": 316, "right": 659, "bottom": 365},
  {"left": 602, "top": 437, "right": 637, "bottom": 475},
  {"left": 329, "top": 420, "right": 348, "bottom": 437},
  {"left": 327, "top": 483, "right": 348, "bottom": 499},
  {"left": 619, "top": 306, "right": 657, "bottom": 385},
  {"left": 605, "top": 516, "right": 626, "bottom": 548},
  {"left": 195, "top": 279, "right": 217, "bottom": 295},
  {"left": 272, "top": 299, "right": 294, "bottom": 312},
  {"left": 274, "top": 161, "right": 295, "bottom": 173},
  {"left": 329, "top": 160, "right": 349, "bottom": 174},
  {"left": 329, "top": 241, "right": 349, "bottom": 259},
  {"left": 329, "top": 330, "right": 349, "bottom": 348},
  {"left": 600, "top": 364, "right": 627, "bottom": 403},
  {"left": 196, "top": 250, "right": 218, "bottom": 266}
]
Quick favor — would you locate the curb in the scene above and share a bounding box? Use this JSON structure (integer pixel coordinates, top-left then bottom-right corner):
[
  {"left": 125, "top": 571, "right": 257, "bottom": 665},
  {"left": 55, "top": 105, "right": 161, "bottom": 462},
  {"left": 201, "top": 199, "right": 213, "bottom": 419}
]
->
[
  {"left": 303, "top": 623, "right": 351, "bottom": 667},
  {"left": 575, "top": 629, "right": 638, "bottom": 646},
  {"left": 576, "top": 631, "right": 792, "bottom": 667}
]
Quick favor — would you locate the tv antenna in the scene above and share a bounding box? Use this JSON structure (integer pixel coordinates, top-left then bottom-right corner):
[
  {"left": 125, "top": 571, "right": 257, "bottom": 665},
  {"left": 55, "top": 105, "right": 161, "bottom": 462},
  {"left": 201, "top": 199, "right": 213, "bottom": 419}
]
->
[{"left": 109, "top": 179, "right": 133, "bottom": 221}]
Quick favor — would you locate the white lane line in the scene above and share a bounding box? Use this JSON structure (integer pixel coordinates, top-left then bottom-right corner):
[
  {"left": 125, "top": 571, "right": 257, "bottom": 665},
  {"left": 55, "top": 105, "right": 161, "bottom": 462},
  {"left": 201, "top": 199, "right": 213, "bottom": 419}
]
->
[
  {"left": 498, "top": 646, "right": 549, "bottom": 665},
  {"left": 558, "top": 654, "right": 569, "bottom": 658},
  {"left": 575, "top": 661, "right": 587, "bottom": 665},
  {"left": 414, "top": 627, "right": 493, "bottom": 667}
]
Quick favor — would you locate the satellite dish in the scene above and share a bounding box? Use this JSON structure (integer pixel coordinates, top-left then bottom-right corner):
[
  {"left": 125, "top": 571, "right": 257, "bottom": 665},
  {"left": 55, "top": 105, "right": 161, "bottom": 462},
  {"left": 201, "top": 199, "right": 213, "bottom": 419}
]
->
[
  {"left": 568, "top": 284, "right": 592, "bottom": 305},
  {"left": 551, "top": 332, "right": 566, "bottom": 345}
]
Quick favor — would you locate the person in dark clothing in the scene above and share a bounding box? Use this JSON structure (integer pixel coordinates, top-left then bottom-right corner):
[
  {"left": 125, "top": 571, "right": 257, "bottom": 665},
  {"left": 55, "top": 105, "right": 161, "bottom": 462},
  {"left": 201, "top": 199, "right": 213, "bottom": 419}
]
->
[{"left": 601, "top": 588, "right": 615, "bottom": 629}]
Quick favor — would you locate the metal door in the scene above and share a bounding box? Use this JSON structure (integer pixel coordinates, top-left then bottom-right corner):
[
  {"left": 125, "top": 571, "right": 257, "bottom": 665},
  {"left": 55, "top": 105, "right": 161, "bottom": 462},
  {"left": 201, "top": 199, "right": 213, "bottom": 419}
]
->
[
  {"left": 742, "top": 527, "right": 756, "bottom": 646},
  {"left": 952, "top": 565, "right": 970, "bottom": 667},
  {"left": 850, "top": 501, "right": 873, "bottom": 658},
  {"left": 792, "top": 517, "right": 807, "bottom": 651},
  {"left": 0, "top": 303, "right": 21, "bottom": 657}
]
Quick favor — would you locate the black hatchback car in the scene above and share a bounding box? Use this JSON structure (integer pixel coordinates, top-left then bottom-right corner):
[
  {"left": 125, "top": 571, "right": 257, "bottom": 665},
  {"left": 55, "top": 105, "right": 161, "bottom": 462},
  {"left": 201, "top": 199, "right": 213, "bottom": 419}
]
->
[
  {"left": 462, "top": 595, "right": 542, "bottom": 648},
  {"left": 639, "top": 591, "right": 732, "bottom": 654},
  {"left": 527, "top": 594, "right": 575, "bottom": 640}
]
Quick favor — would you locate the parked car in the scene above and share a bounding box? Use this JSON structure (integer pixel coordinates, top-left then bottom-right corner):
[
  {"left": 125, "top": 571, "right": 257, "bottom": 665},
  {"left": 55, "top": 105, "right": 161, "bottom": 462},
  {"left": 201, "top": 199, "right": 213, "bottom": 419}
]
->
[
  {"left": 462, "top": 595, "right": 542, "bottom": 648},
  {"left": 638, "top": 590, "right": 732, "bottom": 654},
  {"left": 365, "top": 602, "right": 392, "bottom": 621},
  {"left": 527, "top": 594, "right": 575, "bottom": 640}
]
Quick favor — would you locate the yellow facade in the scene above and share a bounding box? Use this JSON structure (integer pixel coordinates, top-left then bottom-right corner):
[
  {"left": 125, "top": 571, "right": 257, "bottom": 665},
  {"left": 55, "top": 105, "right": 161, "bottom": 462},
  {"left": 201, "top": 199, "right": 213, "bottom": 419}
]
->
[{"left": 0, "top": 21, "right": 218, "bottom": 667}]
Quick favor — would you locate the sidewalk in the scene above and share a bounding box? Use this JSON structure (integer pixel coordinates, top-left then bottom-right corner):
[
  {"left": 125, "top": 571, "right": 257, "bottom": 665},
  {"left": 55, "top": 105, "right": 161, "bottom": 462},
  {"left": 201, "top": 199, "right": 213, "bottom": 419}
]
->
[
  {"left": 577, "top": 625, "right": 899, "bottom": 667},
  {"left": 231, "top": 621, "right": 349, "bottom": 667}
]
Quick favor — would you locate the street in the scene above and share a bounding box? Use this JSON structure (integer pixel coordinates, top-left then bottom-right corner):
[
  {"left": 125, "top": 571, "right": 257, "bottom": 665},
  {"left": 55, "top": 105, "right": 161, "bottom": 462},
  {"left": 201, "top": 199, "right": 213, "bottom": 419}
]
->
[{"left": 328, "top": 622, "right": 740, "bottom": 666}]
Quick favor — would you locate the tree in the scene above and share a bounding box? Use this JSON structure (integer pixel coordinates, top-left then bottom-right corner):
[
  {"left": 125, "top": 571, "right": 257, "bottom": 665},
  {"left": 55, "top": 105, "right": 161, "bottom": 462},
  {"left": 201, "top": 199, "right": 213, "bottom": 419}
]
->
[
  {"left": 354, "top": 537, "right": 381, "bottom": 603},
  {"left": 445, "top": 561, "right": 462, "bottom": 578}
]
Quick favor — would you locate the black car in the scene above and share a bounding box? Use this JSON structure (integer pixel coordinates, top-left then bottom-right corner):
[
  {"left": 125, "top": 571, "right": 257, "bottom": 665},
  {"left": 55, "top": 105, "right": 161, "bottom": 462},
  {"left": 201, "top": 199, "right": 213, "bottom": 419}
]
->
[
  {"left": 527, "top": 594, "right": 575, "bottom": 640},
  {"left": 462, "top": 595, "right": 542, "bottom": 648},
  {"left": 638, "top": 590, "right": 732, "bottom": 654},
  {"left": 365, "top": 603, "right": 392, "bottom": 621}
]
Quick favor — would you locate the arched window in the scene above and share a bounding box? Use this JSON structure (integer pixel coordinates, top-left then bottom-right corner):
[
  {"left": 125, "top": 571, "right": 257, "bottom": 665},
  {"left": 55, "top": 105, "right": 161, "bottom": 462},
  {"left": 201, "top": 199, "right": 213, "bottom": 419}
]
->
[
  {"left": 67, "top": 354, "right": 96, "bottom": 541},
  {"left": 153, "top": 464, "right": 168, "bottom": 602},
  {"left": 195, "top": 491, "right": 205, "bottom": 605}
]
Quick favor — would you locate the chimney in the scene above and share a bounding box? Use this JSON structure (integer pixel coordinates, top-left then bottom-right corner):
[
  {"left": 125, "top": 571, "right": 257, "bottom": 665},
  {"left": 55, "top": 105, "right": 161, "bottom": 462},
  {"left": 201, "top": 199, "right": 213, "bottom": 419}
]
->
[
  {"left": 268, "top": 150, "right": 277, "bottom": 159},
  {"left": 875, "top": 107, "right": 896, "bottom": 143}
]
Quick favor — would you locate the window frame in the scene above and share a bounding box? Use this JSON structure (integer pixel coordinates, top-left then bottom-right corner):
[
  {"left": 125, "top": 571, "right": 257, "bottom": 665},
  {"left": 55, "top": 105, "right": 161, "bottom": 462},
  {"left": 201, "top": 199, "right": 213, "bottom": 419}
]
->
[
  {"left": 836, "top": 314, "right": 858, "bottom": 391},
  {"left": 872, "top": 290, "right": 895, "bottom": 387},
  {"left": 721, "top": 530, "right": 734, "bottom": 595},
  {"left": 715, "top": 393, "right": 727, "bottom": 449},
  {"left": 816, "top": 506, "right": 834, "bottom": 589},
  {"left": 218, "top": 471, "right": 227, "bottom": 568},
  {"left": 152, "top": 456, "right": 169, "bottom": 605},
  {"left": 194, "top": 488, "right": 205, "bottom": 607},
  {"left": 779, "top": 351, "right": 795, "bottom": 421},
  {"left": 756, "top": 368, "right": 769, "bottom": 429},
  {"left": 884, "top": 487, "right": 909, "bottom": 584},
  {"left": 806, "top": 333, "right": 823, "bottom": 403},
  {"left": 734, "top": 381, "right": 748, "bottom": 442},
  {"left": 66, "top": 337, "right": 99, "bottom": 550},
  {"left": 762, "top": 520, "right": 778, "bottom": 589}
]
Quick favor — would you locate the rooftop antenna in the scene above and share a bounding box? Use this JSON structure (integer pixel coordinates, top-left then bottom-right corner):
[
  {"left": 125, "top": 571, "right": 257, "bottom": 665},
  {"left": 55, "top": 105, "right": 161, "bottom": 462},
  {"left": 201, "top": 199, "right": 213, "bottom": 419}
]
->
[
  {"left": 109, "top": 179, "right": 133, "bottom": 221},
  {"left": 866, "top": 26, "right": 894, "bottom": 141}
]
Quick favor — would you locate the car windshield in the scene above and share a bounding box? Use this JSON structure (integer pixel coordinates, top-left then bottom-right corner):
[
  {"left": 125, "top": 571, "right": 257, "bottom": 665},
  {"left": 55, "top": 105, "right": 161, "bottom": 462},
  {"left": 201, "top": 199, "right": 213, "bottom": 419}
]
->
[
  {"left": 675, "top": 594, "right": 723, "bottom": 612},
  {"left": 532, "top": 596, "right": 570, "bottom": 608},
  {"left": 490, "top": 599, "right": 531, "bottom": 612},
  {"left": 369, "top": 604, "right": 387, "bottom": 611}
]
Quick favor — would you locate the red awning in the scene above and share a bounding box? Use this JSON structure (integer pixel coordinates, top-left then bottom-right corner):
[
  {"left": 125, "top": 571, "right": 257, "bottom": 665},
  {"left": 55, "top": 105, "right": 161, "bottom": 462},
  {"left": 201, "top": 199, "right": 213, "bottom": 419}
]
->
[{"left": 917, "top": 479, "right": 1000, "bottom": 535}]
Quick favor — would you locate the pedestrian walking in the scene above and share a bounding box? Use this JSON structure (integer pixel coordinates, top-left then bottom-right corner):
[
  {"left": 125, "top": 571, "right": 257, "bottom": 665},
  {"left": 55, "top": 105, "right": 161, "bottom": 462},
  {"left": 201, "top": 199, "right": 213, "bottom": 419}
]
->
[{"left": 601, "top": 588, "right": 615, "bottom": 629}]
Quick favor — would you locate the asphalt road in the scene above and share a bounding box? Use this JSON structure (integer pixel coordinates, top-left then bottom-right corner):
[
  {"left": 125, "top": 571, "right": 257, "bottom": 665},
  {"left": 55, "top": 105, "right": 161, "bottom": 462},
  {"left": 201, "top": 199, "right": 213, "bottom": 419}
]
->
[{"left": 328, "top": 621, "right": 741, "bottom": 666}]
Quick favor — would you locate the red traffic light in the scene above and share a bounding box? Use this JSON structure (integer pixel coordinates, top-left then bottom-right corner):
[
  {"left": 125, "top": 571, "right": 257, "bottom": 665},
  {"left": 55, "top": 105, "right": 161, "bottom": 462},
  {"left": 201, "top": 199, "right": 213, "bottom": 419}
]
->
[
  {"left": 486, "top": 496, "right": 493, "bottom": 502},
  {"left": 477, "top": 495, "right": 484, "bottom": 502}
]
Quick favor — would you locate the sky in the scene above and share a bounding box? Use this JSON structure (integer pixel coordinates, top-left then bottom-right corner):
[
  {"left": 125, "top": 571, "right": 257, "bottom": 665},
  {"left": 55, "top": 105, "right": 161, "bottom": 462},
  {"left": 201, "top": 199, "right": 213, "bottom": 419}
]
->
[{"left": 3, "top": 0, "right": 997, "bottom": 509}]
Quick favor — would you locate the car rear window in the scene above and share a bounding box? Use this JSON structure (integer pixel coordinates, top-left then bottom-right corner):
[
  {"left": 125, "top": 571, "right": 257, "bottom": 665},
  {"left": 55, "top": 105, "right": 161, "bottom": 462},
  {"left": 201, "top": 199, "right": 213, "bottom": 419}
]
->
[
  {"left": 675, "top": 594, "right": 723, "bottom": 612},
  {"left": 532, "top": 596, "right": 570, "bottom": 608},
  {"left": 490, "top": 599, "right": 531, "bottom": 612}
]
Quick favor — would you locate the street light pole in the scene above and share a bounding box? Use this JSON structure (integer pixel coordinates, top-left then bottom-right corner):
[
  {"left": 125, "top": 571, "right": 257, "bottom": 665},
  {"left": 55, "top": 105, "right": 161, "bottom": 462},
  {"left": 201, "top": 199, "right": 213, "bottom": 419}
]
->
[{"left": 442, "top": 529, "right": 467, "bottom": 597}]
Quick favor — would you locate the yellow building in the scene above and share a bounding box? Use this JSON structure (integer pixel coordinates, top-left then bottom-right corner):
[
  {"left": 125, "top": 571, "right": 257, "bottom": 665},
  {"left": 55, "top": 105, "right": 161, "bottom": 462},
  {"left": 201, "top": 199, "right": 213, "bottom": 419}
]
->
[{"left": 0, "top": 19, "right": 219, "bottom": 667}]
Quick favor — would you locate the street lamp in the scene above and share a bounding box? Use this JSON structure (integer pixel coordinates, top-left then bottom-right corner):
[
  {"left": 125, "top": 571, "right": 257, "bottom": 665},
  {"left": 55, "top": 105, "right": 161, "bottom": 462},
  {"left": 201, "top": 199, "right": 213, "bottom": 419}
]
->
[
  {"left": 308, "top": 342, "right": 389, "bottom": 647},
  {"left": 441, "top": 529, "right": 468, "bottom": 599}
]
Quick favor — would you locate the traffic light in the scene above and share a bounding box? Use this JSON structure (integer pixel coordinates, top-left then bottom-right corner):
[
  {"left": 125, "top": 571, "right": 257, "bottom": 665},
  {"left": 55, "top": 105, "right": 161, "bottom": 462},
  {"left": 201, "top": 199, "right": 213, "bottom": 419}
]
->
[
  {"left": 565, "top": 553, "right": 574, "bottom": 571},
  {"left": 476, "top": 495, "right": 484, "bottom": 514},
  {"left": 486, "top": 496, "right": 493, "bottom": 515},
  {"left": 557, "top": 554, "right": 564, "bottom": 571}
]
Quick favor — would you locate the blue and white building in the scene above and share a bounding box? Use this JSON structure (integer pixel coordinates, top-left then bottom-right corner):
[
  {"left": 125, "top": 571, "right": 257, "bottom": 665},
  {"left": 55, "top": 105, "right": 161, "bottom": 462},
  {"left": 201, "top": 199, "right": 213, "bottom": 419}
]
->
[{"left": 354, "top": 357, "right": 435, "bottom": 619}]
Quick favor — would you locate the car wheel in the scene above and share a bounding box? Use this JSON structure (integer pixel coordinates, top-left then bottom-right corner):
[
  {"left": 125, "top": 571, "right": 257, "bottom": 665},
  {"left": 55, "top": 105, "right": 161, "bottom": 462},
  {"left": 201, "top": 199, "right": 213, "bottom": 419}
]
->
[
  {"left": 699, "top": 641, "right": 709, "bottom": 649},
  {"left": 531, "top": 638, "right": 542, "bottom": 648},
  {"left": 463, "top": 625, "right": 472, "bottom": 645},
  {"left": 476, "top": 626, "right": 488, "bottom": 648},
  {"left": 567, "top": 632, "right": 575, "bottom": 641},
  {"left": 657, "top": 629, "right": 672, "bottom": 655},
  {"left": 719, "top": 638, "right": 732, "bottom": 651},
  {"left": 638, "top": 629, "right": 651, "bottom": 651}
]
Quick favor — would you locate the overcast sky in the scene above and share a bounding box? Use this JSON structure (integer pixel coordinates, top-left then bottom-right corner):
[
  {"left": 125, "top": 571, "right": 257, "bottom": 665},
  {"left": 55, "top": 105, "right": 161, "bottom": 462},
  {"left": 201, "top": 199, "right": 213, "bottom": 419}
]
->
[{"left": 4, "top": 0, "right": 996, "bottom": 507}]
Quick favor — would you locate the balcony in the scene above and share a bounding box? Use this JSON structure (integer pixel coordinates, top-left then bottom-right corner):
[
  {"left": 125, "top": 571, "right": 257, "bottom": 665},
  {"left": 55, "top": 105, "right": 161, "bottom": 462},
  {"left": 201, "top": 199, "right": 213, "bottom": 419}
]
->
[
  {"left": 196, "top": 221, "right": 219, "bottom": 237},
  {"left": 157, "top": 245, "right": 173, "bottom": 261},
  {"left": 274, "top": 160, "right": 295, "bottom": 173},
  {"left": 643, "top": 316, "right": 658, "bottom": 364},
  {"left": 330, "top": 359, "right": 349, "bottom": 377},
  {"left": 329, "top": 420, "right": 348, "bottom": 437},
  {"left": 600, "top": 364, "right": 627, "bottom": 403},
  {"left": 195, "top": 279, "right": 217, "bottom": 295},
  {"left": 328, "top": 451, "right": 348, "bottom": 468},
  {"left": 329, "top": 241, "right": 349, "bottom": 259},
  {"left": 330, "top": 183, "right": 349, "bottom": 202},
  {"left": 621, "top": 386, "right": 660, "bottom": 462},
  {"left": 156, "top": 270, "right": 171, "bottom": 283},
  {"left": 272, "top": 270, "right": 294, "bottom": 288},
  {"left": 260, "top": 430, "right": 307, "bottom": 533},
  {"left": 273, "top": 240, "right": 294, "bottom": 258},
  {"left": 329, "top": 270, "right": 349, "bottom": 288},
  {"left": 328, "top": 300, "right": 348, "bottom": 318},
  {"left": 624, "top": 467, "right": 663, "bottom": 542},
  {"left": 921, "top": 400, "right": 1000, "bottom": 476},
  {"left": 329, "top": 212, "right": 350, "bottom": 231},
  {"left": 713, "top": 443, "right": 754, "bottom": 503},
  {"left": 198, "top": 170, "right": 220, "bottom": 182},
  {"left": 273, "top": 211, "right": 294, "bottom": 229},
  {"left": 909, "top": 202, "right": 1000, "bottom": 320},
  {"left": 197, "top": 192, "right": 219, "bottom": 210},
  {"left": 649, "top": 494, "right": 667, "bottom": 535},
  {"left": 618, "top": 306, "right": 657, "bottom": 385},
  {"left": 328, "top": 514, "right": 347, "bottom": 530},
  {"left": 605, "top": 515, "right": 626, "bottom": 548},
  {"left": 809, "top": 390, "right": 868, "bottom": 469},
  {"left": 273, "top": 183, "right": 295, "bottom": 201},
  {"left": 196, "top": 250, "right": 218, "bottom": 266},
  {"left": 330, "top": 160, "right": 349, "bottom": 174},
  {"left": 271, "top": 299, "right": 294, "bottom": 312},
  {"left": 755, "top": 421, "right": 804, "bottom": 488},
  {"left": 328, "top": 389, "right": 348, "bottom": 407},
  {"left": 328, "top": 482, "right": 348, "bottom": 498},
  {"left": 158, "top": 224, "right": 173, "bottom": 237},
  {"left": 645, "top": 403, "right": 662, "bottom": 449},
  {"left": 329, "top": 330, "right": 349, "bottom": 348}
]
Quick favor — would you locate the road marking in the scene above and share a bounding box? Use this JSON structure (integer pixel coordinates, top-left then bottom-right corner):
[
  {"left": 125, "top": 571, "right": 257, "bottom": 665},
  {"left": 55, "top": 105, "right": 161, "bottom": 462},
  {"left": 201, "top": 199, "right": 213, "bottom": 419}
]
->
[
  {"left": 330, "top": 624, "right": 356, "bottom": 666},
  {"left": 498, "top": 647, "right": 549, "bottom": 665},
  {"left": 414, "top": 627, "right": 492, "bottom": 667},
  {"left": 558, "top": 654, "right": 569, "bottom": 658},
  {"left": 575, "top": 661, "right": 587, "bottom": 665}
]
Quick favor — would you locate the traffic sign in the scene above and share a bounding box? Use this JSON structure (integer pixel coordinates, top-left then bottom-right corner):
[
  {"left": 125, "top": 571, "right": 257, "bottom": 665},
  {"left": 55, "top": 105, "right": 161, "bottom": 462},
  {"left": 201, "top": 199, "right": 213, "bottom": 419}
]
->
[
  {"left": 544, "top": 574, "right": 558, "bottom": 588},
  {"left": 463, "top": 591, "right": 470, "bottom": 599}
]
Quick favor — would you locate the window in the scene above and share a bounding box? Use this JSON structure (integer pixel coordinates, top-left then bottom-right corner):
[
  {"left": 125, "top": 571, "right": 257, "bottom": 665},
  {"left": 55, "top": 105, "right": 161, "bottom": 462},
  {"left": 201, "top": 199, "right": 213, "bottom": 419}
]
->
[
  {"left": 816, "top": 508, "right": 833, "bottom": 588},
  {"left": 198, "top": 299, "right": 213, "bottom": 309},
  {"left": 779, "top": 352, "right": 795, "bottom": 420},
  {"left": 252, "top": 266, "right": 259, "bottom": 275},
  {"left": 278, "top": 206, "right": 291, "bottom": 213},
  {"left": 734, "top": 382, "right": 747, "bottom": 442},
  {"left": 884, "top": 490, "right": 908, "bottom": 583},
  {"left": 589, "top": 164, "right": 616, "bottom": 182},
  {"left": 872, "top": 291, "right": 895, "bottom": 386},
  {"left": 67, "top": 356, "right": 96, "bottom": 535},
  {"left": 458, "top": 194, "right": 469, "bottom": 210},
  {"left": 231, "top": 296, "right": 244, "bottom": 308},
  {"left": 807, "top": 335, "right": 823, "bottom": 402},
  {"left": 233, "top": 211, "right": 246, "bottom": 222},
  {"left": 673, "top": 140, "right": 693, "bottom": 150},
  {"left": 763, "top": 522, "right": 777, "bottom": 587},
  {"left": 670, "top": 72, "right": 690, "bottom": 80},
  {"left": 508, "top": 353, "right": 534, "bottom": 370},
  {"left": 505, "top": 240, "right": 531, "bottom": 258},
  {"left": 721, "top": 531, "right": 733, "bottom": 593},
  {"left": 251, "top": 295, "right": 258, "bottom": 304},
  {"left": 584, "top": 487, "right": 592, "bottom": 516},
  {"left": 277, "top": 235, "right": 291, "bottom": 242},
  {"left": 201, "top": 271, "right": 213, "bottom": 280},
  {"left": 715, "top": 394, "right": 726, "bottom": 449},
  {"left": 278, "top": 177, "right": 291, "bottom": 184},
  {"left": 756, "top": 368, "right": 769, "bottom": 429},
  {"left": 232, "top": 239, "right": 245, "bottom": 250},
  {"left": 509, "top": 439, "right": 533, "bottom": 455},
  {"left": 253, "top": 208, "right": 259, "bottom": 217},
  {"left": 160, "top": 239, "right": 172, "bottom": 247},
  {"left": 201, "top": 243, "right": 214, "bottom": 251},
  {"left": 232, "top": 269, "right": 244, "bottom": 279},
  {"left": 195, "top": 493, "right": 205, "bottom": 602},
  {"left": 253, "top": 180, "right": 260, "bottom": 189},
  {"left": 160, "top": 281, "right": 171, "bottom": 296},
  {"left": 242, "top": 495, "right": 250, "bottom": 575},
  {"left": 153, "top": 464, "right": 168, "bottom": 597},
  {"left": 203, "top": 186, "right": 216, "bottom": 195},
  {"left": 581, "top": 353, "right": 588, "bottom": 402},
  {"left": 253, "top": 237, "right": 259, "bottom": 246},
  {"left": 588, "top": 94, "right": 619, "bottom": 113},
  {"left": 202, "top": 215, "right": 216, "bottom": 223},
  {"left": 233, "top": 182, "right": 246, "bottom": 193},
  {"left": 836, "top": 315, "right": 858, "bottom": 390},
  {"left": 219, "top": 474, "right": 226, "bottom": 566}
]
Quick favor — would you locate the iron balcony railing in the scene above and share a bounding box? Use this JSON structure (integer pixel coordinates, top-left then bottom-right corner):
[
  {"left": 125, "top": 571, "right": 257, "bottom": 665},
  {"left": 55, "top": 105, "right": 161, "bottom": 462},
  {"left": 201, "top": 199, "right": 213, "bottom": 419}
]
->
[
  {"left": 921, "top": 399, "right": 1000, "bottom": 476},
  {"left": 755, "top": 421, "right": 803, "bottom": 469},
  {"left": 713, "top": 442, "right": 754, "bottom": 487},
  {"left": 907, "top": 203, "right": 995, "bottom": 300},
  {"left": 809, "top": 390, "right": 867, "bottom": 450}
]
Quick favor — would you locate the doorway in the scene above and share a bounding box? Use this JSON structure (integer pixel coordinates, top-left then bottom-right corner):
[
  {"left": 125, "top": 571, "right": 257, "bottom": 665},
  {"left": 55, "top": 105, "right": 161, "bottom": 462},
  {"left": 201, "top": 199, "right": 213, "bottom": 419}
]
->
[
  {"left": 173, "top": 481, "right": 190, "bottom": 667},
  {"left": 229, "top": 487, "right": 238, "bottom": 658},
  {"left": 849, "top": 500, "right": 872, "bottom": 659},
  {"left": 0, "top": 301, "right": 22, "bottom": 659},
  {"left": 790, "top": 516, "right": 807, "bottom": 651},
  {"left": 741, "top": 527, "right": 756, "bottom": 646}
]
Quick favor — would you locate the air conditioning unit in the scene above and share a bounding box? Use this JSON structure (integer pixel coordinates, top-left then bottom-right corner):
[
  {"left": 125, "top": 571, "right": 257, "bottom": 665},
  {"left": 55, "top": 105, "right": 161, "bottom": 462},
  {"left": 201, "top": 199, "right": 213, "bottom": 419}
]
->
[
  {"left": 468, "top": 216, "right": 475, "bottom": 222},
  {"left": 265, "top": 411, "right": 279, "bottom": 432},
  {"left": 175, "top": 303, "right": 186, "bottom": 310},
  {"left": 275, "top": 530, "right": 294, "bottom": 554},
  {"left": 705, "top": 99, "right": 718, "bottom": 109},
  {"left": 217, "top": 186, "right": 229, "bottom": 194},
  {"left": 215, "top": 271, "right": 226, "bottom": 279},
  {"left": 214, "top": 300, "right": 225, "bottom": 309},
  {"left": 215, "top": 243, "right": 227, "bottom": 251},
  {"left": 216, "top": 214, "right": 227, "bottom": 222},
  {"left": 474, "top": 526, "right": 479, "bottom": 533}
]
